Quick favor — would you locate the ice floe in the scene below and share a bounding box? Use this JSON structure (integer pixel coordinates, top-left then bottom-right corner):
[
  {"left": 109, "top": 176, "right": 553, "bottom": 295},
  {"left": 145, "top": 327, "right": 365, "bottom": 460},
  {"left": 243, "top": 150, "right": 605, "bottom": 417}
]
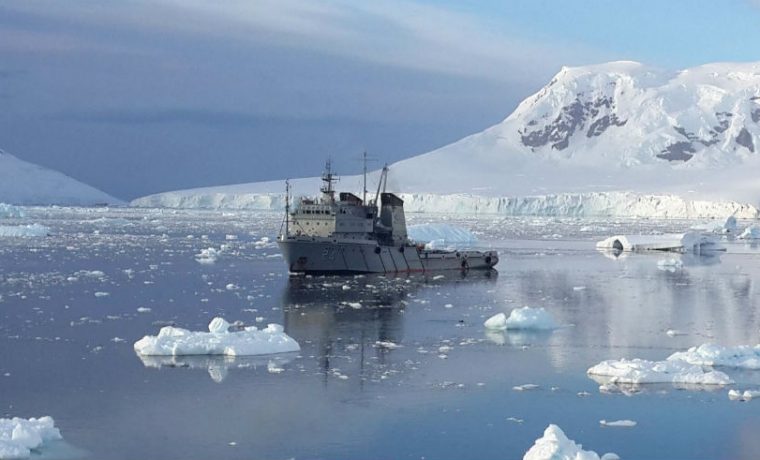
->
[
  {"left": 596, "top": 232, "right": 721, "bottom": 254},
  {"left": 728, "top": 389, "right": 760, "bottom": 401},
  {"left": 738, "top": 225, "right": 760, "bottom": 240},
  {"left": 0, "top": 416, "right": 62, "bottom": 459},
  {"left": 0, "top": 224, "right": 50, "bottom": 238},
  {"left": 0, "top": 203, "right": 23, "bottom": 219},
  {"left": 691, "top": 215, "right": 737, "bottom": 234},
  {"left": 485, "top": 307, "right": 558, "bottom": 331},
  {"left": 587, "top": 358, "right": 733, "bottom": 386},
  {"left": 600, "top": 419, "right": 637, "bottom": 427},
  {"left": 667, "top": 343, "right": 760, "bottom": 370},
  {"left": 656, "top": 258, "right": 683, "bottom": 272},
  {"left": 195, "top": 247, "right": 222, "bottom": 264},
  {"left": 523, "top": 424, "right": 619, "bottom": 460},
  {"left": 133, "top": 317, "right": 300, "bottom": 356}
]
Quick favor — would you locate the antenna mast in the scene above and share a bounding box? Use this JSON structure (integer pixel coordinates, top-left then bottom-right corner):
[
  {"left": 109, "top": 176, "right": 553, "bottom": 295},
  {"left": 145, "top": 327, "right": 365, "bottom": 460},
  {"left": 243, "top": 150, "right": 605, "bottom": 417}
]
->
[
  {"left": 362, "top": 151, "right": 367, "bottom": 204},
  {"left": 284, "top": 179, "right": 290, "bottom": 238}
]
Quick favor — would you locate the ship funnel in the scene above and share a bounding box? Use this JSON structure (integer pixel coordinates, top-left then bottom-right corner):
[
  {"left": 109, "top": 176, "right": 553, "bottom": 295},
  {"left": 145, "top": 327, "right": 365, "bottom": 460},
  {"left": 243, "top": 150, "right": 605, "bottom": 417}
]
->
[{"left": 380, "top": 192, "right": 407, "bottom": 244}]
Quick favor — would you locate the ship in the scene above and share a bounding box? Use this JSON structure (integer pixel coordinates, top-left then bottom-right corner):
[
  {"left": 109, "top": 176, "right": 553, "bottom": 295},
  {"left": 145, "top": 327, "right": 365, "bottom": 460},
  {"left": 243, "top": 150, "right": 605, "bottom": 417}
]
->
[{"left": 277, "top": 160, "right": 498, "bottom": 274}]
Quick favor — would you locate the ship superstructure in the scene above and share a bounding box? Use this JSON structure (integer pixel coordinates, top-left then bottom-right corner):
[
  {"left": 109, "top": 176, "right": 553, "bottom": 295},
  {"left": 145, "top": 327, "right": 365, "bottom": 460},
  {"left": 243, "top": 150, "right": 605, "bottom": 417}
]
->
[{"left": 278, "top": 160, "right": 498, "bottom": 274}]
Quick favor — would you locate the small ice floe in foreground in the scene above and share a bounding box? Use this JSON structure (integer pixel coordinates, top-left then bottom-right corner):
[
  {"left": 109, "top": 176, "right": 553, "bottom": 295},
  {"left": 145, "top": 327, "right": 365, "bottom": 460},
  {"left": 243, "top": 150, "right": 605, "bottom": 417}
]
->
[
  {"left": 485, "top": 307, "right": 558, "bottom": 331},
  {"left": 136, "top": 307, "right": 152, "bottom": 313},
  {"left": 0, "top": 416, "right": 62, "bottom": 459},
  {"left": 738, "top": 225, "right": 760, "bottom": 240},
  {"left": 667, "top": 343, "right": 760, "bottom": 369},
  {"left": 728, "top": 389, "right": 760, "bottom": 401},
  {"left": 587, "top": 358, "right": 733, "bottom": 386},
  {"left": 0, "top": 224, "right": 50, "bottom": 238},
  {"left": 195, "top": 247, "right": 222, "bottom": 264},
  {"left": 523, "top": 424, "right": 619, "bottom": 460},
  {"left": 513, "top": 384, "right": 540, "bottom": 391},
  {"left": 600, "top": 419, "right": 637, "bottom": 428},
  {"left": 666, "top": 329, "right": 686, "bottom": 337},
  {"left": 657, "top": 258, "right": 683, "bottom": 272},
  {"left": 596, "top": 232, "right": 721, "bottom": 254},
  {"left": 133, "top": 317, "right": 300, "bottom": 356},
  {"left": 375, "top": 340, "right": 401, "bottom": 349}
]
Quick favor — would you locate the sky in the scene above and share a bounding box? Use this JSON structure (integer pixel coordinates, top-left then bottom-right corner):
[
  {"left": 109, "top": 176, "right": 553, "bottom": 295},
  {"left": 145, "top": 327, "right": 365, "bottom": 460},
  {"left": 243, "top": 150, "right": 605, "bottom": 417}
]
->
[{"left": 1, "top": 0, "right": 760, "bottom": 200}]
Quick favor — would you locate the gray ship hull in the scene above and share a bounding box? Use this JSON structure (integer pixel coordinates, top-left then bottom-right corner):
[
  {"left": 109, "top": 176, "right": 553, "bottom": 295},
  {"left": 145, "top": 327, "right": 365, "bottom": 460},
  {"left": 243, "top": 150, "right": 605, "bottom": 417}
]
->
[{"left": 278, "top": 236, "right": 498, "bottom": 274}]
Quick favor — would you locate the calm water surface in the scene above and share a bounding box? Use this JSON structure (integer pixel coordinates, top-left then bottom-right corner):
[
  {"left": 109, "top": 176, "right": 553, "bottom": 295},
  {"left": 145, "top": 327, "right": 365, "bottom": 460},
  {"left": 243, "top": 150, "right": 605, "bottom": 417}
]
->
[{"left": 1, "top": 208, "right": 760, "bottom": 459}]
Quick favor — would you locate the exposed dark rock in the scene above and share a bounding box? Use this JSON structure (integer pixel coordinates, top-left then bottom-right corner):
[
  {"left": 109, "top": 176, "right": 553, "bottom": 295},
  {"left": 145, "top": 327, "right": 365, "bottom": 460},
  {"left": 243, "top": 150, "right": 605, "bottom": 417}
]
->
[
  {"left": 657, "top": 141, "right": 695, "bottom": 162},
  {"left": 586, "top": 114, "right": 627, "bottom": 137},
  {"left": 520, "top": 94, "right": 624, "bottom": 150},
  {"left": 736, "top": 128, "right": 755, "bottom": 152}
]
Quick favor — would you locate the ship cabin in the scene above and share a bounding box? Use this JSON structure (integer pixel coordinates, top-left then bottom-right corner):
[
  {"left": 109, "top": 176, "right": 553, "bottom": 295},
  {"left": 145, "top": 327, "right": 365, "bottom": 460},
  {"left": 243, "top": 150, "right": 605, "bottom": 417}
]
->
[{"left": 290, "top": 191, "right": 376, "bottom": 239}]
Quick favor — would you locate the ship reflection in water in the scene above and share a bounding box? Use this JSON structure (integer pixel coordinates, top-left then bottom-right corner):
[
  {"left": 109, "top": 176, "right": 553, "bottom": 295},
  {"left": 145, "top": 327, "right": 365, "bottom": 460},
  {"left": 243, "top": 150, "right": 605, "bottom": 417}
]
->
[{"left": 281, "top": 270, "right": 498, "bottom": 385}]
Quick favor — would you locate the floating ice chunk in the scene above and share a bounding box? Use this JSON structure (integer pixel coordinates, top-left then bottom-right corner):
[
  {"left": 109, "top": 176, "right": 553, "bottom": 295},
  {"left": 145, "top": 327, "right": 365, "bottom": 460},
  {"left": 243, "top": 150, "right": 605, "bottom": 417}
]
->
[
  {"left": 657, "top": 258, "right": 683, "bottom": 272},
  {"left": 0, "top": 203, "right": 24, "bottom": 219},
  {"left": 506, "top": 307, "right": 557, "bottom": 330},
  {"left": 667, "top": 343, "right": 760, "bottom": 369},
  {"left": 133, "top": 317, "right": 300, "bottom": 356},
  {"left": 94, "top": 291, "right": 110, "bottom": 297},
  {"left": 0, "top": 224, "right": 50, "bottom": 238},
  {"left": 375, "top": 340, "right": 401, "bottom": 349},
  {"left": 728, "top": 389, "right": 760, "bottom": 401},
  {"left": 484, "top": 313, "right": 507, "bottom": 330},
  {"left": 0, "top": 416, "right": 62, "bottom": 459},
  {"left": 573, "top": 286, "right": 586, "bottom": 291},
  {"left": 738, "top": 225, "right": 760, "bottom": 240},
  {"left": 666, "top": 329, "right": 686, "bottom": 337},
  {"left": 407, "top": 223, "right": 476, "bottom": 249},
  {"left": 691, "top": 215, "right": 737, "bottom": 234},
  {"left": 136, "top": 307, "right": 151, "bottom": 313},
  {"left": 596, "top": 232, "right": 721, "bottom": 253},
  {"left": 195, "top": 247, "right": 222, "bottom": 264},
  {"left": 513, "top": 384, "right": 539, "bottom": 391},
  {"left": 600, "top": 419, "right": 637, "bottom": 427},
  {"left": 523, "top": 424, "right": 618, "bottom": 460},
  {"left": 587, "top": 358, "right": 733, "bottom": 385}
]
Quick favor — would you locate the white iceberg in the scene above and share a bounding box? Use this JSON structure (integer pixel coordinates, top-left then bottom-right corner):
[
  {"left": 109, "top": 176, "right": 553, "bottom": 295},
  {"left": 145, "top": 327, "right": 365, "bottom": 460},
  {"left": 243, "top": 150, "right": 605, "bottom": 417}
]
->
[
  {"left": 407, "top": 223, "right": 476, "bottom": 248},
  {"left": 485, "top": 307, "right": 557, "bottom": 331},
  {"left": 0, "top": 204, "right": 23, "bottom": 219},
  {"left": 728, "top": 389, "right": 760, "bottom": 401},
  {"left": 523, "top": 424, "right": 619, "bottom": 460},
  {"left": 656, "top": 258, "right": 683, "bottom": 272},
  {"left": 133, "top": 317, "right": 300, "bottom": 356},
  {"left": 691, "top": 215, "right": 737, "bottom": 234},
  {"left": 596, "top": 232, "right": 721, "bottom": 253},
  {"left": 0, "top": 224, "right": 50, "bottom": 238},
  {"left": 0, "top": 416, "right": 62, "bottom": 459},
  {"left": 600, "top": 419, "right": 637, "bottom": 427},
  {"left": 738, "top": 225, "right": 760, "bottom": 240},
  {"left": 195, "top": 247, "right": 222, "bottom": 264},
  {"left": 667, "top": 343, "right": 760, "bottom": 370},
  {"left": 587, "top": 358, "right": 733, "bottom": 385}
]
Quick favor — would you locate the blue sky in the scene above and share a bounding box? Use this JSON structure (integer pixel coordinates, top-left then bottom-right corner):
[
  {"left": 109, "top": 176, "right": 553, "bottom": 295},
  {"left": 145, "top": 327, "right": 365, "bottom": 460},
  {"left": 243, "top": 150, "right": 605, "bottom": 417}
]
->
[{"left": 1, "top": 0, "right": 760, "bottom": 199}]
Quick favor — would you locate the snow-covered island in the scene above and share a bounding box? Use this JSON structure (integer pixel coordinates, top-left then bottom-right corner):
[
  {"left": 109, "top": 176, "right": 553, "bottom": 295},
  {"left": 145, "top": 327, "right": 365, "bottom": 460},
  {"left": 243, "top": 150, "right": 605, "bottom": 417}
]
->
[
  {"left": 0, "top": 150, "right": 120, "bottom": 206},
  {"left": 133, "top": 60, "right": 760, "bottom": 218}
]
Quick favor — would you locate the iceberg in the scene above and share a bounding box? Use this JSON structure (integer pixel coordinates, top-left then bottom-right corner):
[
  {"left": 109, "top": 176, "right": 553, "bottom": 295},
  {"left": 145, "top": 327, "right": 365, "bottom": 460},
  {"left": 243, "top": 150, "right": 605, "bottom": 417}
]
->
[
  {"left": 484, "top": 307, "right": 558, "bottom": 331},
  {"left": 0, "top": 204, "right": 23, "bottom": 219},
  {"left": 0, "top": 416, "right": 62, "bottom": 460},
  {"left": 596, "top": 232, "right": 721, "bottom": 253},
  {"left": 587, "top": 358, "right": 733, "bottom": 386},
  {"left": 667, "top": 343, "right": 760, "bottom": 370},
  {"left": 523, "top": 424, "right": 619, "bottom": 460},
  {"left": 690, "top": 215, "right": 737, "bottom": 234},
  {"left": 133, "top": 317, "right": 300, "bottom": 356},
  {"left": 0, "top": 224, "right": 50, "bottom": 238},
  {"left": 738, "top": 225, "right": 760, "bottom": 240}
]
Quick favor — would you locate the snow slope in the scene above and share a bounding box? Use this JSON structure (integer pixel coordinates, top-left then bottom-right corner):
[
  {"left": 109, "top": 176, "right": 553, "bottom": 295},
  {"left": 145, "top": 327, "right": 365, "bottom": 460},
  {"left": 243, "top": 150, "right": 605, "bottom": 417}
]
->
[
  {"left": 132, "top": 60, "right": 760, "bottom": 217},
  {"left": 0, "top": 150, "right": 119, "bottom": 205}
]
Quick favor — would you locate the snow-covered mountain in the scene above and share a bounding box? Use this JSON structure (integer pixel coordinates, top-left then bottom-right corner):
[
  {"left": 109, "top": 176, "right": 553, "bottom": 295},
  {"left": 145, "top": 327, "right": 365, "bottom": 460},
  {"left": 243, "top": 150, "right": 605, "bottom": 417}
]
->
[
  {"left": 133, "top": 61, "right": 760, "bottom": 217},
  {"left": 0, "top": 150, "right": 120, "bottom": 205}
]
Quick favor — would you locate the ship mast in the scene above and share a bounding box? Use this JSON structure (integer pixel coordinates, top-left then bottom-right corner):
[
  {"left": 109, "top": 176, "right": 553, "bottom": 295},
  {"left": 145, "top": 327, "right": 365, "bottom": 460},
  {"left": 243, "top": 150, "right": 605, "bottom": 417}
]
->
[
  {"left": 284, "top": 179, "right": 290, "bottom": 238},
  {"left": 362, "top": 151, "right": 367, "bottom": 204},
  {"left": 320, "top": 159, "right": 337, "bottom": 203}
]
